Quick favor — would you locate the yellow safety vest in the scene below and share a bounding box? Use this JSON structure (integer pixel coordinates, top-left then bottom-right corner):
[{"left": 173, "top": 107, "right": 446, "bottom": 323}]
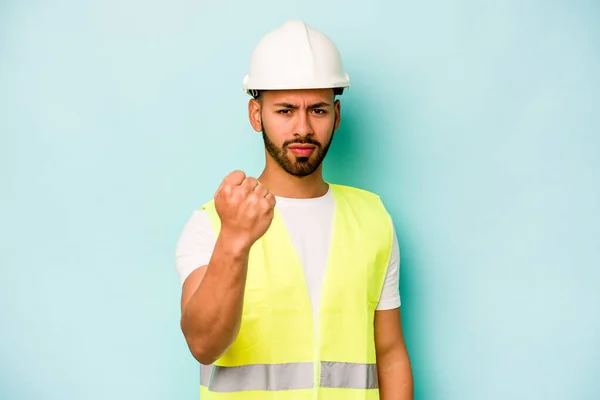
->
[{"left": 199, "top": 183, "right": 393, "bottom": 399}]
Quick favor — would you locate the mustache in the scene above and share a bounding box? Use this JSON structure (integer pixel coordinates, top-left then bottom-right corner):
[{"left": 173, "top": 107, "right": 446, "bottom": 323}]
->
[{"left": 282, "top": 137, "right": 322, "bottom": 148}]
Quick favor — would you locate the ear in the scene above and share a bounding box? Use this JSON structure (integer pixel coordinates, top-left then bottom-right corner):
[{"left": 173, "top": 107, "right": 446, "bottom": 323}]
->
[
  {"left": 248, "top": 99, "right": 262, "bottom": 132},
  {"left": 333, "top": 99, "right": 341, "bottom": 132}
]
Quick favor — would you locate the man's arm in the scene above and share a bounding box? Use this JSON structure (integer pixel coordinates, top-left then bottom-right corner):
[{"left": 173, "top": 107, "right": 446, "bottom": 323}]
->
[
  {"left": 180, "top": 231, "right": 250, "bottom": 365},
  {"left": 375, "top": 307, "right": 413, "bottom": 399},
  {"left": 179, "top": 171, "right": 275, "bottom": 364}
]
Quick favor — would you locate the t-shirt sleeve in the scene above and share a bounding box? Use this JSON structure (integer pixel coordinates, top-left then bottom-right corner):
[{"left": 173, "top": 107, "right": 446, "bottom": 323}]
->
[
  {"left": 375, "top": 224, "right": 401, "bottom": 310},
  {"left": 174, "top": 209, "right": 216, "bottom": 286}
]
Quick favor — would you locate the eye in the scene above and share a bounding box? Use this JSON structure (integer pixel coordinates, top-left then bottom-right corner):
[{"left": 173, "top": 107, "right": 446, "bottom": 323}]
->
[
  {"left": 312, "top": 109, "right": 327, "bottom": 115},
  {"left": 277, "top": 109, "right": 292, "bottom": 115}
]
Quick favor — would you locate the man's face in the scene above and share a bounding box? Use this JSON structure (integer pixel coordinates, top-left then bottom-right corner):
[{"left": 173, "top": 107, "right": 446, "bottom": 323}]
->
[{"left": 248, "top": 89, "right": 341, "bottom": 177}]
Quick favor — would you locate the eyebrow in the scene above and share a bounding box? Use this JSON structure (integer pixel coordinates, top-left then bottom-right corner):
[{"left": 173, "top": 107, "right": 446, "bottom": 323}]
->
[{"left": 273, "top": 102, "right": 332, "bottom": 109}]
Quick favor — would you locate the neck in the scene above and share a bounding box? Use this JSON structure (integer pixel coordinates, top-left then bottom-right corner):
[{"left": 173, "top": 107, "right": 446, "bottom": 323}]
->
[{"left": 258, "top": 163, "right": 329, "bottom": 199}]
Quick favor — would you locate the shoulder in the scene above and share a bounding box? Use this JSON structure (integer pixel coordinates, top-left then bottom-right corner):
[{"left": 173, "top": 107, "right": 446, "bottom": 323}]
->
[
  {"left": 330, "top": 183, "right": 387, "bottom": 211},
  {"left": 330, "top": 183, "right": 381, "bottom": 198},
  {"left": 175, "top": 208, "right": 215, "bottom": 286},
  {"left": 177, "top": 208, "right": 214, "bottom": 240},
  {"left": 330, "top": 183, "right": 392, "bottom": 226}
]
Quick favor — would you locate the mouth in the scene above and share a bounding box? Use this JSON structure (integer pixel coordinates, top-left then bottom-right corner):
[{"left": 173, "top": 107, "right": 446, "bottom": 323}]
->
[{"left": 288, "top": 145, "right": 316, "bottom": 156}]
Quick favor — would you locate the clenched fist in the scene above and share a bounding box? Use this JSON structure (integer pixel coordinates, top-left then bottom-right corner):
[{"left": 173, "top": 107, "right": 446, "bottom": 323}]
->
[{"left": 214, "top": 170, "right": 276, "bottom": 249}]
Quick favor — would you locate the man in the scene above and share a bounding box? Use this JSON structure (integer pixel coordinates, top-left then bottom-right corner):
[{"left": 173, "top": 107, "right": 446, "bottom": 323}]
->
[{"left": 176, "top": 20, "right": 413, "bottom": 399}]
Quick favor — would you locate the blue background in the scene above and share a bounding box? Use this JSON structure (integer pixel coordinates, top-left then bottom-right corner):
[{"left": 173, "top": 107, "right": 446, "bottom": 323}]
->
[{"left": 1, "top": 1, "right": 599, "bottom": 399}]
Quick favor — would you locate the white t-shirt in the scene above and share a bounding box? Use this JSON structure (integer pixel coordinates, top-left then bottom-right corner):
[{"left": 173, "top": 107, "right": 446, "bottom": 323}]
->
[{"left": 175, "top": 187, "right": 401, "bottom": 322}]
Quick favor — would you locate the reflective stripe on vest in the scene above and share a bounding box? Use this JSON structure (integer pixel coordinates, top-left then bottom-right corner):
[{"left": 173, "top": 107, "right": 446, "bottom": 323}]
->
[
  {"left": 201, "top": 362, "right": 378, "bottom": 392},
  {"left": 200, "top": 362, "right": 312, "bottom": 392},
  {"left": 320, "top": 361, "right": 379, "bottom": 389}
]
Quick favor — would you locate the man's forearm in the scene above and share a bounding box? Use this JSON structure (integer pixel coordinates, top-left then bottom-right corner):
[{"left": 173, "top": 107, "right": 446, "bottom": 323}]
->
[
  {"left": 180, "top": 229, "right": 251, "bottom": 364},
  {"left": 377, "top": 347, "right": 414, "bottom": 399}
]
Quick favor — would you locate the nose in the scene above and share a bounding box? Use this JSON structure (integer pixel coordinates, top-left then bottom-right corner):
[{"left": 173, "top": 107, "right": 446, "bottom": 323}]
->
[{"left": 293, "top": 109, "right": 314, "bottom": 137}]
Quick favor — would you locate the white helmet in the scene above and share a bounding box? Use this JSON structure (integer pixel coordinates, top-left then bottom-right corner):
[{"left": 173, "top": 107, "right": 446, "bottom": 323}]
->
[{"left": 243, "top": 20, "right": 350, "bottom": 96}]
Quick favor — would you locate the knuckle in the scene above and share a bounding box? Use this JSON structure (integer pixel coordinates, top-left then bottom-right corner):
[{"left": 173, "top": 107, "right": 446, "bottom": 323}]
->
[
  {"left": 261, "top": 198, "right": 273, "bottom": 210},
  {"left": 223, "top": 183, "right": 234, "bottom": 194},
  {"left": 249, "top": 193, "right": 262, "bottom": 203},
  {"left": 227, "top": 170, "right": 246, "bottom": 184},
  {"left": 255, "top": 185, "right": 267, "bottom": 197},
  {"left": 233, "top": 187, "right": 247, "bottom": 200}
]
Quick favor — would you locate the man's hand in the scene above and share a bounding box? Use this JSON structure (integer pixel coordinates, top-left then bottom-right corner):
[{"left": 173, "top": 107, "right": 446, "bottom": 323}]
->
[{"left": 214, "top": 170, "right": 276, "bottom": 250}]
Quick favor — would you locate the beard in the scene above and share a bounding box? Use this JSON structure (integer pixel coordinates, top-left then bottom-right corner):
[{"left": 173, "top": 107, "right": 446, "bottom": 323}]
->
[{"left": 262, "top": 127, "right": 336, "bottom": 177}]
